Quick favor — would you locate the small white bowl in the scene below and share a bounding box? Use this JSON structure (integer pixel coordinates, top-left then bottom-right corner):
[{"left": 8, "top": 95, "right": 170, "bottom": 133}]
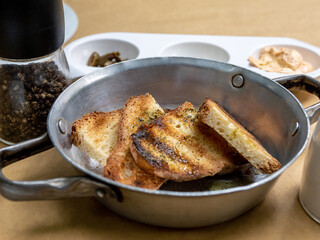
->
[
  {"left": 160, "top": 41, "right": 230, "bottom": 62},
  {"left": 247, "top": 44, "right": 320, "bottom": 78},
  {"left": 65, "top": 35, "right": 139, "bottom": 78}
]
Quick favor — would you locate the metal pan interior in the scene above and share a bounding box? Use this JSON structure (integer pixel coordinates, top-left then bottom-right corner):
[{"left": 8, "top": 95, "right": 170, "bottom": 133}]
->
[{"left": 47, "top": 57, "right": 309, "bottom": 196}]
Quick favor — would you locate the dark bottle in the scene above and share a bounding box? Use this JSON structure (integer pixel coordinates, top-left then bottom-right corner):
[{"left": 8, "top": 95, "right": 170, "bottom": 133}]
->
[{"left": 0, "top": 0, "right": 71, "bottom": 144}]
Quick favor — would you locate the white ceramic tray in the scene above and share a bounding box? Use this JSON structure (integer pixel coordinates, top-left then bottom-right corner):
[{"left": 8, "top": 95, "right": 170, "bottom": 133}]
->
[{"left": 64, "top": 32, "right": 320, "bottom": 79}]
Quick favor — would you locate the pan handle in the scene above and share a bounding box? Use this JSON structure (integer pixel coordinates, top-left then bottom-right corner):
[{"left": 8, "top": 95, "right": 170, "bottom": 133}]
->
[
  {"left": 274, "top": 74, "right": 320, "bottom": 124},
  {"left": 0, "top": 133, "right": 122, "bottom": 202}
]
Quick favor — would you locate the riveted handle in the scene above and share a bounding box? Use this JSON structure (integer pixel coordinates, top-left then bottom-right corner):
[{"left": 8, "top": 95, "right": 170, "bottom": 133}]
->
[
  {"left": 0, "top": 133, "right": 122, "bottom": 202},
  {"left": 274, "top": 74, "right": 320, "bottom": 124}
]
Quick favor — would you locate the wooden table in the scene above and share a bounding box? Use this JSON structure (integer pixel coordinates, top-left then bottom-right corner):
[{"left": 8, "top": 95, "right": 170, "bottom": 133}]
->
[{"left": 1, "top": 0, "right": 320, "bottom": 239}]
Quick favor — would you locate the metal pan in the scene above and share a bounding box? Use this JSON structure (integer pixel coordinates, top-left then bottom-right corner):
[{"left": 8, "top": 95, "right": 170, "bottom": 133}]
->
[{"left": 1, "top": 57, "right": 320, "bottom": 228}]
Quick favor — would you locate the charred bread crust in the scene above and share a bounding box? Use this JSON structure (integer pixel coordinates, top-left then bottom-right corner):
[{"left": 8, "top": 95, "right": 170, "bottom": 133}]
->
[
  {"left": 130, "top": 102, "right": 244, "bottom": 181},
  {"left": 130, "top": 126, "right": 201, "bottom": 181},
  {"left": 104, "top": 142, "right": 166, "bottom": 189}
]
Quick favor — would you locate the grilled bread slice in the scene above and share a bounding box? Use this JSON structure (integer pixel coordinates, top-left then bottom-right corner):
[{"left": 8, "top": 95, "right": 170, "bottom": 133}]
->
[
  {"left": 70, "top": 110, "right": 122, "bottom": 167},
  {"left": 130, "top": 102, "right": 246, "bottom": 181},
  {"left": 104, "top": 93, "right": 166, "bottom": 189},
  {"left": 198, "top": 97, "right": 282, "bottom": 174}
]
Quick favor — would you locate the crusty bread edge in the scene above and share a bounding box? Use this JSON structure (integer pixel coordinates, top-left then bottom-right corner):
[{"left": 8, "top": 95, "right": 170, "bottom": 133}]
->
[
  {"left": 70, "top": 109, "right": 122, "bottom": 167},
  {"left": 198, "top": 98, "right": 282, "bottom": 174}
]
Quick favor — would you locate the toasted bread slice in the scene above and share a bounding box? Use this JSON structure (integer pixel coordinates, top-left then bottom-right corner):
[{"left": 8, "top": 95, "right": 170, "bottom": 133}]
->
[
  {"left": 198, "top": 97, "right": 282, "bottom": 174},
  {"left": 70, "top": 110, "right": 122, "bottom": 167},
  {"left": 130, "top": 102, "right": 245, "bottom": 181},
  {"left": 105, "top": 143, "right": 166, "bottom": 188},
  {"left": 104, "top": 93, "right": 166, "bottom": 189},
  {"left": 118, "top": 93, "right": 165, "bottom": 143}
]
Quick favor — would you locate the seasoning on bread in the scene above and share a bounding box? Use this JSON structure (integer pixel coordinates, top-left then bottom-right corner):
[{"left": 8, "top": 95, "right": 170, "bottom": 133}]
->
[
  {"left": 198, "top": 97, "right": 282, "bottom": 174},
  {"left": 130, "top": 102, "right": 246, "bottom": 181}
]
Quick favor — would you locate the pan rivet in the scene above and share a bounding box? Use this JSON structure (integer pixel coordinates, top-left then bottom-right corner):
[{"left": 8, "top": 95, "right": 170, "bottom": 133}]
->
[
  {"left": 58, "top": 119, "right": 66, "bottom": 134},
  {"left": 96, "top": 189, "right": 105, "bottom": 198},
  {"left": 232, "top": 75, "right": 244, "bottom": 88},
  {"left": 291, "top": 122, "right": 299, "bottom": 136}
]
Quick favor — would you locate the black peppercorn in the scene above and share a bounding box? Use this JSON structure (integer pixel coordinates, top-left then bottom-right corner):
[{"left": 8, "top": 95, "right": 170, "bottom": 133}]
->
[{"left": 0, "top": 61, "right": 68, "bottom": 143}]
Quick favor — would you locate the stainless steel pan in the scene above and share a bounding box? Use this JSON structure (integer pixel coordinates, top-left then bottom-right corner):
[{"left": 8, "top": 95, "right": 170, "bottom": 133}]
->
[{"left": 1, "top": 57, "right": 320, "bottom": 228}]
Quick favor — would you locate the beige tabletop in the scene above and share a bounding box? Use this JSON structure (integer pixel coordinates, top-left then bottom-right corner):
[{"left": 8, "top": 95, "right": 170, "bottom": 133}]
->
[{"left": 1, "top": 0, "right": 320, "bottom": 239}]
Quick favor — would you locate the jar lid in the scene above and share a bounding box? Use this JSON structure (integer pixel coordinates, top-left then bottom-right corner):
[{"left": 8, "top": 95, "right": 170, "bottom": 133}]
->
[{"left": 0, "top": 0, "right": 65, "bottom": 59}]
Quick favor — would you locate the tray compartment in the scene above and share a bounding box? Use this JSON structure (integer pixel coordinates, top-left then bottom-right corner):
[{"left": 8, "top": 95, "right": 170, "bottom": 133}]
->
[
  {"left": 159, "top": 41, "right": 230, "bottom": 62},
  {"left": 248, "top": 44, "right": 320, "bottom": 74},
  {"left": 67, "top": 38, "right": 139, "bottom": 77}
]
